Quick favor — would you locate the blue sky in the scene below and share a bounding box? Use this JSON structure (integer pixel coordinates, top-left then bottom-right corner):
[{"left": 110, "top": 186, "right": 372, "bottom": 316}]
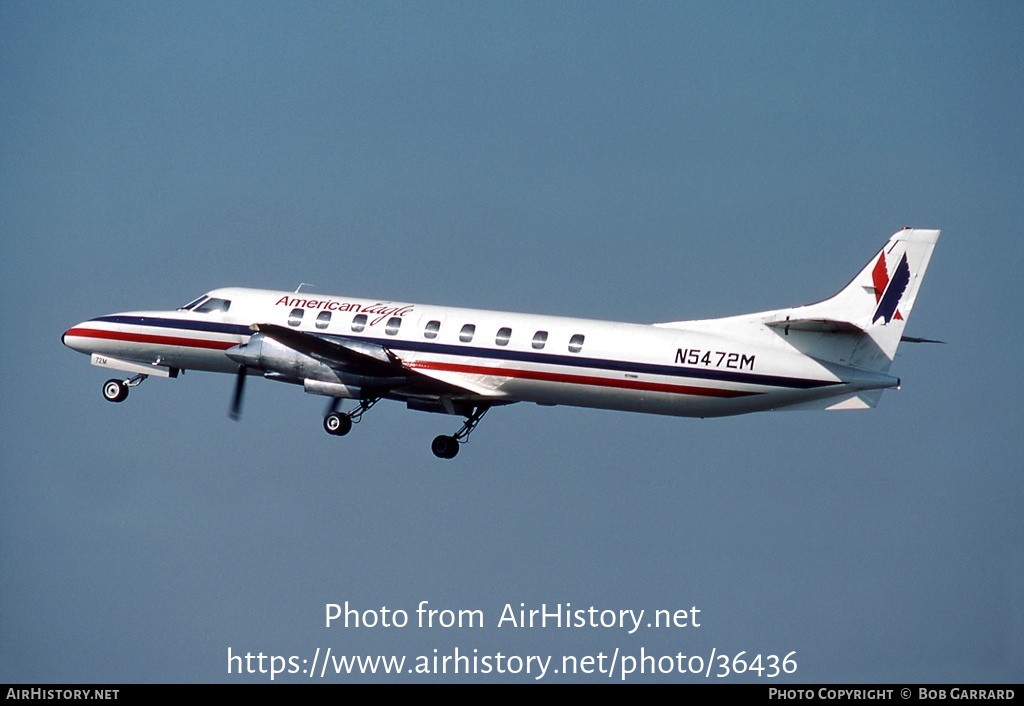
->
[{"left": 2, "top": 1, "right": 1022, "bottom": 683}]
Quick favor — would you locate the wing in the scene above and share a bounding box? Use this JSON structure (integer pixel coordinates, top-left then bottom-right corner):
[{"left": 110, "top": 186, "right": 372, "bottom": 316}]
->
[{"left": 251, "top": 323, "right": 508, "bottom": 400}]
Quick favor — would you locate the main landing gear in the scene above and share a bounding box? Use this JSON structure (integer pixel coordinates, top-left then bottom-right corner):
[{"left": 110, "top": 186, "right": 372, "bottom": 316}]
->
[
  {"left": 430, "top": 406, "right": 489, "bottom": 460},
  {"left": 321, "top": 400, "right": 490, "bottom": 460},
  {"left": 322, "top": 396, "right": 380, "bottom": 437},
  {"left": 101, "top": 374, "right": 148, "bottom": 403}
]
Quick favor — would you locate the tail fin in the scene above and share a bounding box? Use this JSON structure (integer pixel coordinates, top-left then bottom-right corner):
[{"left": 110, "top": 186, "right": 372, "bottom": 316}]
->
[{"left": 768, "top": 228, "right": 939, "bottom": 372}]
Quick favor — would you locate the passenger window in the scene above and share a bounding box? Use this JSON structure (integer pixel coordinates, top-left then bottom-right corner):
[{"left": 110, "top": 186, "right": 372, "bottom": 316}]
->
[
  {"left": 495, "top": 327, "right": 512, "bottom": 346},
  {"left": 315, "top": 311, "right": 331, "bottom": 329},
  {"left": 459, "top": 324, "right": 476, "bottom": 343},
  {"left": 424, "top": 320, "right": 441, "bottom": 340},
  {"left": 568, "top": 334, "right": 585, "bottom": 353},
  {"left": 532, "top": 331, "right": 548, "bottom": 350},
  {"left": 351, "top": 314, "right": 367, "bottom": 332},
  {"left": 195, "top": 297, "right": 231, "bottom": 313},
  {"left": 386, "top": 317, "right": 402, "bottom": 336},
  {"left": 288, "top": 308, "right": 304, "bottom": 327}
]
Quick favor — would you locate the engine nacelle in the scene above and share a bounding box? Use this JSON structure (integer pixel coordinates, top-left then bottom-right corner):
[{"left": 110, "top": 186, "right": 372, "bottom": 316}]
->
[
  {"left": 303, "top": 379, "right": 361, "bottom": 399},
  {"left": 226, "top": 333, "right": 336, "bottom": 383}
]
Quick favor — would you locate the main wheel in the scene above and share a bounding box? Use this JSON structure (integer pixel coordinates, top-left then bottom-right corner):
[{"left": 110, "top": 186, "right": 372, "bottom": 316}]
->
[
  {"left": 102, "top": 379, "right": 129, "bottom": 403},
  {"left": 431, "top": 434, "right": 459, "bottom": 459},
  {"left": 323, "top": 412, "right": 352, "bottom": 436}
]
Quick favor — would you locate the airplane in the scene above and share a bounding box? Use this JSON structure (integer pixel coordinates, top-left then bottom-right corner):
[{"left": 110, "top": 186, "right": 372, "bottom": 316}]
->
[{"left": 62, "top": 227, "right": 939, "bottom": 459}]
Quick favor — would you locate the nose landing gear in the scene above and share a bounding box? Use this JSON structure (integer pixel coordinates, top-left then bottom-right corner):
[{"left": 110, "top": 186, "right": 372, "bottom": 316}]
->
[{"left": 101, "top": 374, "right": 148, "bottom": 403}]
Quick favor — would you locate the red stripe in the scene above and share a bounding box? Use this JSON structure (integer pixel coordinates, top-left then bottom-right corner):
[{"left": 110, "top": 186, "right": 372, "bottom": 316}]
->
[
  {"left": 407, "top": 361, "right": 758, "bottom": 398},
  {"left": 64, "top": 327, "right": 236, "bottom": 351}
]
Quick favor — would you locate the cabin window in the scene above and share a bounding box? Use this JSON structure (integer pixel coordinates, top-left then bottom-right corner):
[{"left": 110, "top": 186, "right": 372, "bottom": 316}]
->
[
  {"left": 459, "top": 324, "right": 476, "bottom": 343},
  {"left": 568, "top": 333, "right": 585, "bottom": 353},
  {"left": 532, "top": 331, "right": 548, "bottom": 350},
  {"left": 351, "top": 314, "right": 367, "bottom": 332},
  {"left": 288, "top": 308, "right": 304, "bottom": 327},
  {"left": 424, "top": 320, "right": 441, "bottom": 339},
  {"left": 195, "top": 297, "right": 231, "bottom": 314},
  {"left": 315, "top": 311, "right": 331, "bottom": 329},
  {"left": 386, "top": 317, "right": 402, "bottom": 336},
  {"left": 495, "top": 327, "right": 512, "bottom": 346}
]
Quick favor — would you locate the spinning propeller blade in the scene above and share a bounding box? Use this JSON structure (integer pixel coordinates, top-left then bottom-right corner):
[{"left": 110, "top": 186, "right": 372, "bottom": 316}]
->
[{"left": 229, "top": 366, "right": 246, "bottom": 420}]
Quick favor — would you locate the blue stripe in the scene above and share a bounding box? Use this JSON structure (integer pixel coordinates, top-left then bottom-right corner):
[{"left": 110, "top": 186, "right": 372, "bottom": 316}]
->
[
  {"left": 97, "top": 315, "right": 836, "bottom": 391},
  {"left": 94, "top": 315, "right": 251, "bottom": 337},
  {"left": 873, "top": 253, "right": 910, "bottom": 324}
]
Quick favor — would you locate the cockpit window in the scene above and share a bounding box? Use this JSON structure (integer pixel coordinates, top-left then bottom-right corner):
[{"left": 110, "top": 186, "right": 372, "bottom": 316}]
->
[
  {"left": 194, "top": 298, "right": 231, "bottom": 313},
  {"left": 178, "top": 295, "right": 208, "bottom": 311}
]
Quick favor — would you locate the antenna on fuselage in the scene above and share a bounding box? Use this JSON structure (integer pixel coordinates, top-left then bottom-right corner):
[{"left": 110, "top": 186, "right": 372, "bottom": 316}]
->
[{"left": 295, "top": 283, "right": 315, "bottom": 293}]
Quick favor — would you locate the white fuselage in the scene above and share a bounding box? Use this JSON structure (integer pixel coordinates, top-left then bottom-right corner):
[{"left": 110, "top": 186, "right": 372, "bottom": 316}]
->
[{"left": 62, "top": 286, "right": 898, "bottom": 419}]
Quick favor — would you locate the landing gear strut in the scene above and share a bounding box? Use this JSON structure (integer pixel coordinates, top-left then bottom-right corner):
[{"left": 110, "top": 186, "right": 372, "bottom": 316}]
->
[
  {"left": 432, "top": 406, "right": 489, "bottom": 460},
  {"left": 323, "top": 396, "right": 380, "bottom": 437},
  {"left": 102, "top": 374, "right": 147, "bottom": 403}
]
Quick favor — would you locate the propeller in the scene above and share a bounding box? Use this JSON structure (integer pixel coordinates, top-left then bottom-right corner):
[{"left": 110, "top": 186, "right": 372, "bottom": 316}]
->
[{"left": 229, "top": 365, "right": 247, "bottom": 420}]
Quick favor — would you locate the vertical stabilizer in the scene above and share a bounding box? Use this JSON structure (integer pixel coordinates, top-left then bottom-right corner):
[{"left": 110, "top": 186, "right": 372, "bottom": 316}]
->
[{"left": 780, "top": 228, "right": 939, "bottom": 372}]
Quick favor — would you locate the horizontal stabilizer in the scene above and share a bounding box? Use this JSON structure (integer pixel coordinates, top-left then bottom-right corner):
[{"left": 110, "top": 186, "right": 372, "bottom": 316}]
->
[
  {"left": 779, "top": 389, "right": 883, "bottom": 411},
  {"left": 900, "top": 335, "right": 946, "bottom": 344},
  {"left": 765, "top": 318, "right": 866, "bottom": 335}
]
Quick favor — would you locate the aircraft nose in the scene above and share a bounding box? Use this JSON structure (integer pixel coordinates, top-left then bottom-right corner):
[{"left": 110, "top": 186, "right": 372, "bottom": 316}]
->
[{"left": 62, "top": 320, "right": 95, "bottom": 352}]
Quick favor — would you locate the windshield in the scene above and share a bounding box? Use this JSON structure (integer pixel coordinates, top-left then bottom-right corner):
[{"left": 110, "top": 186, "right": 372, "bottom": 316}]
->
[
  {"left": 178, "top": 295, "right": 208, "bottom": 311},
  {"left": 194, "top": 298, "right": 231, "bottom": 313},
  {"left": 177, "top": 295, "right": 231, "bottom": 313}
]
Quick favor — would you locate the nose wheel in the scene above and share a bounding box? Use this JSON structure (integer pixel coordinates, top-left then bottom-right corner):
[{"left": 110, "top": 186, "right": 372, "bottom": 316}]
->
[
  {"left": 102, "top": 379, "right": 129, "bottom": 403},
  {"left": 101, "top": 374, "right": 148, "bottom": 403}
]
